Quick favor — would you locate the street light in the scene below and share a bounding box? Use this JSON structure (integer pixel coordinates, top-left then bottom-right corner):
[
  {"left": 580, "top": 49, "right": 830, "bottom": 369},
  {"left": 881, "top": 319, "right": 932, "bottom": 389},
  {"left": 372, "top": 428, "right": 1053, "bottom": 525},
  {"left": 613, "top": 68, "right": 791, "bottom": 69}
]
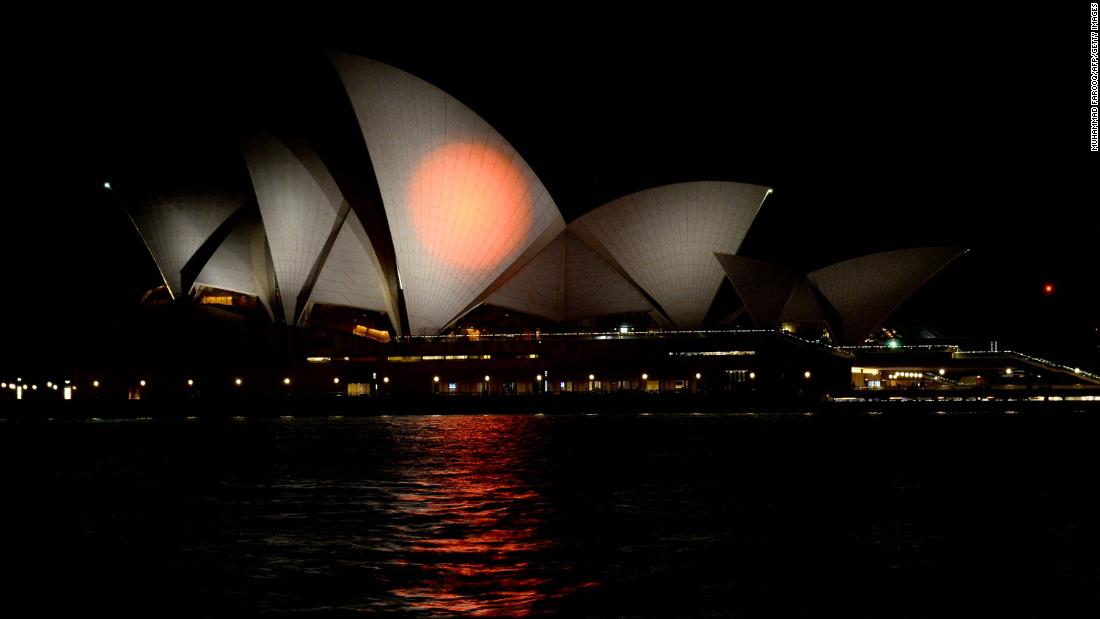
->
[
  {"left": 283, "top": 377, "right": 291, "bottom": 385},
  {"left": 139, "top": 380, "right": 146, "bottom": 387},
  {"left": 433, "top": 376, "right": 440, "bottom": 383},
  {"left": 641, "top": 373, "right": 648, "bottom": 380},
  {"left": 234, "top": 378, "right": 242, "bottom": 386},
  {"left": 333, "top": 377, "right": 340, "bottom": 385},
  {"left": 383, "top": 377, "right": 390, "bottom": 383},
  {"left": 803, "top": 371, "right": 812, "bottom": 379},
  {"left": 695, "top": 373, "right": 702, "bottom": 380}
]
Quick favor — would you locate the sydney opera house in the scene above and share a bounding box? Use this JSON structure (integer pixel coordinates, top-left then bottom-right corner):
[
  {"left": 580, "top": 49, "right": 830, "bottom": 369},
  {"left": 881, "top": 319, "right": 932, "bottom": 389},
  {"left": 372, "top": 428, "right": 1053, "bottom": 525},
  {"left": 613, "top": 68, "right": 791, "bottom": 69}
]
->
[{"left": 63, "top": 50, "right": 1092, "bottom": 403}]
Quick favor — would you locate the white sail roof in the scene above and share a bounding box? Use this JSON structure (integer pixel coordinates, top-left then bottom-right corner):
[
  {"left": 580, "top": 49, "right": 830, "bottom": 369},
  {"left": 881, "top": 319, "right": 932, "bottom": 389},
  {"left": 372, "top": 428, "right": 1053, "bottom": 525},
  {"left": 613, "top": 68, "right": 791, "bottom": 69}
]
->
[
  {"left": 808, "top": 247, "right": 966, "bottom": 344},
  {"left": 571, "top": 182, "right": 770, "bottom": 328},
  {"left": 329, "top": 52, "right": 566, "bottom": 334}
]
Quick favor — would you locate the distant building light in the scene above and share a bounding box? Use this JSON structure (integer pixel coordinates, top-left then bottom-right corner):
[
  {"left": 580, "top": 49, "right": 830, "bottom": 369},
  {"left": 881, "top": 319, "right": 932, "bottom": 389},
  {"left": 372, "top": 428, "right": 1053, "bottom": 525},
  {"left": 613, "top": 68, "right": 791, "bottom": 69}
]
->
[
  {"left": 234, "top": 378, "right": 242, "bottom": 386},
  {"left": 46, "top": 381, "right": 52, "bottom": 388},
  {"left": 804, "top": 371, "right": 812, "bottom": 379},
  {"left": 187, "top": 379, "right": 194, "bottom": 386},
  {"left": 749, "top": 372, "right": 756, "bottom": 380},
  {"left": 334, "top": 377, "right": 340, "bottom": 384},
  {"left": 619, "top": 325, "right": 630, "bottom": 334},
  {"left": 484, "top": 375, "right": 490, "bottom": 382},
  {"left": 31, "top": 385, "right": 38, "bottom": 390},
  {"left": 641, "top": 373, "right": 648, "bottom": 380},
  {"left": 695, "top": 373, "right": 702, "bottom": 380},
  {"left": 938, "top": 369, "right": 946, "bottom": 376},
  {"left": 885, "top": 339, "right": 901, "bottom": 348},
  {"left": 383, "top": 377, "right": 390, "bottom": 383},
  {"left": 588, "top": 374, "right": 595, "bottom": 381},
  {"left": 536, "top": 374, "right": 542, "bottom": 382},
  {"left": 139, "top": 380, "right": 146, "bottom": 387},
  {"left": 103, "top": 182, "right": 111, "bottom": 189},
  {"left": 283, "top": 377, "right": 291, "bottom": 385},
  {"left": 432, "top": 376, "right": 440, "bottom": 383},
  {"left": 1005, "top": 368, "right": 1012, "bottom": 376},
  {"left": 1, "top": 383, "right": 5, "bottom": 389}
]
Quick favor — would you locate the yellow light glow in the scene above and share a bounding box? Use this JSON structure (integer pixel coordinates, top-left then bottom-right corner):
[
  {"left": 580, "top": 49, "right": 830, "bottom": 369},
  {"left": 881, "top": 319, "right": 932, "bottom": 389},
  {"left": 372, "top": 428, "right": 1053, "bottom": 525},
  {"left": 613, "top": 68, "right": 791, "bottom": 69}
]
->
[
  {"left": 641, "top": 373, "right": 648, "bottom": 380},
  {"left": 139, "top": 380, "right": 146, "bottom": 387},
  {"left": 588, "top": 374, "right": 595, "bottom": 381},
  {"left": 200, "top": 295, "right": 235, "bottom": 306},
  {"left": 383, "top": 377, "right": 390, "bottom": 383},
  {"left": 695, "top": 373, "right": 702, "bottom": 379},
  {"left": 352, "top": 325, "right": 391, "bottom": 342},
  {"left": 235, "top": 378, "right": 242, "bottom": 386},
  {"left": 433, "top": 376, "right": 440, "bottom": 382},
  {"left": 803, "top": 371, "right": 812, "bottom": 379},
  {"left": 484, "top": 375, "right": 490, "bottom": 382},
  {"left": 333, "top": 377, "right": 340, "bottom": 384},
  {"left": 283, "top": 377, "right": 291, "bottom": 385}
]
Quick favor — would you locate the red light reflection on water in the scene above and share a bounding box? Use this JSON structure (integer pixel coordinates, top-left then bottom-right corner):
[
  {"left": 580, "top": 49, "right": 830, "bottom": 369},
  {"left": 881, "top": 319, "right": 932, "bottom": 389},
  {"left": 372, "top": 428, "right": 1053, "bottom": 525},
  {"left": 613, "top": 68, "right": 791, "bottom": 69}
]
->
[
  {"left": 408, "top": 142, "right": 533, "bottom": 273},
  {"left": 384, "top": 416, "right": 594, "bottom": 616}
]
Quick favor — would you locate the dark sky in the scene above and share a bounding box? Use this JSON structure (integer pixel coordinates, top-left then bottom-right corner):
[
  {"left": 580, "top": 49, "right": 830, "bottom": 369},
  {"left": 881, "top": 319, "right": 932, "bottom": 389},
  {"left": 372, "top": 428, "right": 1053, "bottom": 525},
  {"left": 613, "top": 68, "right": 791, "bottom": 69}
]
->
[{"left": 4, "top": 6, "right": 1097, "bottom": 372}]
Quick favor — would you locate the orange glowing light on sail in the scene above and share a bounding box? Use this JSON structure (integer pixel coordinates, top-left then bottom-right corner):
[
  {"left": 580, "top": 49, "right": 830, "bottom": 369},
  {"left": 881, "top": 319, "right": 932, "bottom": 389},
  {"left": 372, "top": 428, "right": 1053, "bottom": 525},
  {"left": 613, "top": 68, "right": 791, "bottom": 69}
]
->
[{"left": 409, "top": 142, "right": 533, "bottom": 272}]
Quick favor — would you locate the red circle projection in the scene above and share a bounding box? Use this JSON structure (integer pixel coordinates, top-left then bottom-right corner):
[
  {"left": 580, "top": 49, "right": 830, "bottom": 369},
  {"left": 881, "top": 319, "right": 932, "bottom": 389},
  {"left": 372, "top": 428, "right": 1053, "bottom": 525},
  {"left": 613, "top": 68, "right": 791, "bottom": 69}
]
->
[{"left": 408, "top": 142, "right": 533, "bottom": 272}]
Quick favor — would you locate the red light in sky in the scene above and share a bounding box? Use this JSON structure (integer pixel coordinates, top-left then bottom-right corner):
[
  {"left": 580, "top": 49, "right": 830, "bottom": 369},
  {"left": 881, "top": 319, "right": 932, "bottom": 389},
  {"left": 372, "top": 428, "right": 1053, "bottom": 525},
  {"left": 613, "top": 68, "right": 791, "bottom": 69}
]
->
[
  {"left": 1043, "top": 282, "right": 1054, "bottom": 295},
  {"left": 409, "top": 142, "right": 533, "bottom": 273}
]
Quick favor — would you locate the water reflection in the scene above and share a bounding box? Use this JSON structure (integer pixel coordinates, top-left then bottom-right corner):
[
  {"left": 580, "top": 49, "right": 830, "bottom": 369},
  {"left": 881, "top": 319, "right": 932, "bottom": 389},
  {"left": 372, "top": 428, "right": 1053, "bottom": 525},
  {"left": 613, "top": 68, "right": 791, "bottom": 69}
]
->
[{"left": 383, "top": 415, "right": 580, "bottom": 616}]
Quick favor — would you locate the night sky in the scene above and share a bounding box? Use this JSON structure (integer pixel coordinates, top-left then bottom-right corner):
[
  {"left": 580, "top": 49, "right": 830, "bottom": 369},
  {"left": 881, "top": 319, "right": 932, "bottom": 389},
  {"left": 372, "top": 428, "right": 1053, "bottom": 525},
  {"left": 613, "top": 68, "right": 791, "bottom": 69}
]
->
[{"left": 4, "top": 7, "right": 1097, "bottom": 373}]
